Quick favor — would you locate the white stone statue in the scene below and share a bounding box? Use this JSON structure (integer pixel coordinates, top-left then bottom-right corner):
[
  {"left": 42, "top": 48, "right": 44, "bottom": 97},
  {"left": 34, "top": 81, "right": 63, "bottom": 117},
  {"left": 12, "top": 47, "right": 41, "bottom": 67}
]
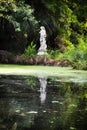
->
[{"left": 37, "top": 26, "right": 47, "bottom": 55}]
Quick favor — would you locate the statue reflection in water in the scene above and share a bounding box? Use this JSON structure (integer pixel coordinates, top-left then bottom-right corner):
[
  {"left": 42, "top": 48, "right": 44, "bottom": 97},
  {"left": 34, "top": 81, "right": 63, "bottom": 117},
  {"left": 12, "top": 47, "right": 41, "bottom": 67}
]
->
[{"left": 38, "top": 76, "right": 47, "bottom": 104}]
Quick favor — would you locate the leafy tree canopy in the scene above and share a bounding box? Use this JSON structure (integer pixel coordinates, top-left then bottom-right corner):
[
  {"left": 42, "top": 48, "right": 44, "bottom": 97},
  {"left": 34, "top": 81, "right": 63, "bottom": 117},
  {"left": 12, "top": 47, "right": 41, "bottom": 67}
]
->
[{"left": 0, "top": 0, "right": 87, "bottom": 53}]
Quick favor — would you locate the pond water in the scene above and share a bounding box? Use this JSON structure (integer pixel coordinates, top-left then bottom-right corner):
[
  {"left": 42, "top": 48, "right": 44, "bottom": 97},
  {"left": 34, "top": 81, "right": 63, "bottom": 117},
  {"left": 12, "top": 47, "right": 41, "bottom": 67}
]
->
[{"left": 0, "top": 75, "right": 87, "bottom": 130}]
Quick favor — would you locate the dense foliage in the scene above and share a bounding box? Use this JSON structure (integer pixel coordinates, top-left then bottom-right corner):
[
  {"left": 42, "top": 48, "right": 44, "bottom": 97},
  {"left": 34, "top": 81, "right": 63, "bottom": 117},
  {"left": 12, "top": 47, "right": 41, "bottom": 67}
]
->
[
  {"left": 0, "top": 0, "right": 87, "bottom": 69},
  {"left": 0, "top": 0, "right": 38, "bottom": 52}
]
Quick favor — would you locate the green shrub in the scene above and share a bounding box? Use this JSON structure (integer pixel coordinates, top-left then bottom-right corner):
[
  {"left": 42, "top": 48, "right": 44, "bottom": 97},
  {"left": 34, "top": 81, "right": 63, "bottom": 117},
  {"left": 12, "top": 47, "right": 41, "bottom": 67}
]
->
[
  {"left": 23, "top": 42, "right": 36, "bottom": 58},
  {"left": 48, "top": 49, "right": 60, "bottom": 59},
  {"left": 57, "top": 36, "right": 87, "bottom": 70},
  {"left": 58, "top": 40, "right": 75, "bottom": 61},
  {"left": 72, "top": 60, "right": 87, "bottom": 70}
]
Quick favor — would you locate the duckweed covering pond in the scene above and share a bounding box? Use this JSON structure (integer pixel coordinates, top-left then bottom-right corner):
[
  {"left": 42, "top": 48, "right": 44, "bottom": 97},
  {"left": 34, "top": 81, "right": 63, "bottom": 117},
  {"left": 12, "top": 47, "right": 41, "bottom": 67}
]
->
[{"left": 0, "top": 64, "right": 87, "bottom": 82}]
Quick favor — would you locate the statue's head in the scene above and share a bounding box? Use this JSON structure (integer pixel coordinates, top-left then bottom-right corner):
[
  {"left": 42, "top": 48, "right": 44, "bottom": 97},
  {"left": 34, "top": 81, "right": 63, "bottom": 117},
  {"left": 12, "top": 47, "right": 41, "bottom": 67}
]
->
[{"left": 40, "top": 26, "right": 45, "bottom": 30}]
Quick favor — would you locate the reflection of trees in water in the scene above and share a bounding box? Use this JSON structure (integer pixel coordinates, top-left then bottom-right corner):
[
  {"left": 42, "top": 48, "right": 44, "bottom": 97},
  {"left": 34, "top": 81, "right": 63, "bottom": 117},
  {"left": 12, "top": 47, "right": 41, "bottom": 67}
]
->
[
  {"left": 32, "top": 80, "right": 87, "bottom": 130},
  {"left": 0, "top": 76, "right": 87, "bottom": 130},
  {"left": 53, "top": 82, "right": 87, "bottom": 130}
]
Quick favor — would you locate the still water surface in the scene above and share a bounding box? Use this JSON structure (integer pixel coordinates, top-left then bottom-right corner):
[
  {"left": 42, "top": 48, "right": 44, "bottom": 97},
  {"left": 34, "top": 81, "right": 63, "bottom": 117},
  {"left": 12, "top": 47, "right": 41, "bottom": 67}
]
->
[{"left": 0, "top": 75, "right": 87, "bottom": 130}]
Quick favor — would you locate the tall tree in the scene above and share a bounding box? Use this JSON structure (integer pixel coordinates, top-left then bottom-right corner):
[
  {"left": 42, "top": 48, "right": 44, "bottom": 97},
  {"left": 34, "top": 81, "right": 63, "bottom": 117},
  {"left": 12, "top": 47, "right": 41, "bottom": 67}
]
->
[{"left": 0, "top": 0, "right": 38, "bottom": 52}]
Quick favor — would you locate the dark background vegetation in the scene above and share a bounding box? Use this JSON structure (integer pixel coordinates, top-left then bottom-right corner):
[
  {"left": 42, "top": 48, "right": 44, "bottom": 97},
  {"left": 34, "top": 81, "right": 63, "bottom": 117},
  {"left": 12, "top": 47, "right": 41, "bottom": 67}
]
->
[{"left": 0, "top": 0, "right": 87, "bottom": 69}]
